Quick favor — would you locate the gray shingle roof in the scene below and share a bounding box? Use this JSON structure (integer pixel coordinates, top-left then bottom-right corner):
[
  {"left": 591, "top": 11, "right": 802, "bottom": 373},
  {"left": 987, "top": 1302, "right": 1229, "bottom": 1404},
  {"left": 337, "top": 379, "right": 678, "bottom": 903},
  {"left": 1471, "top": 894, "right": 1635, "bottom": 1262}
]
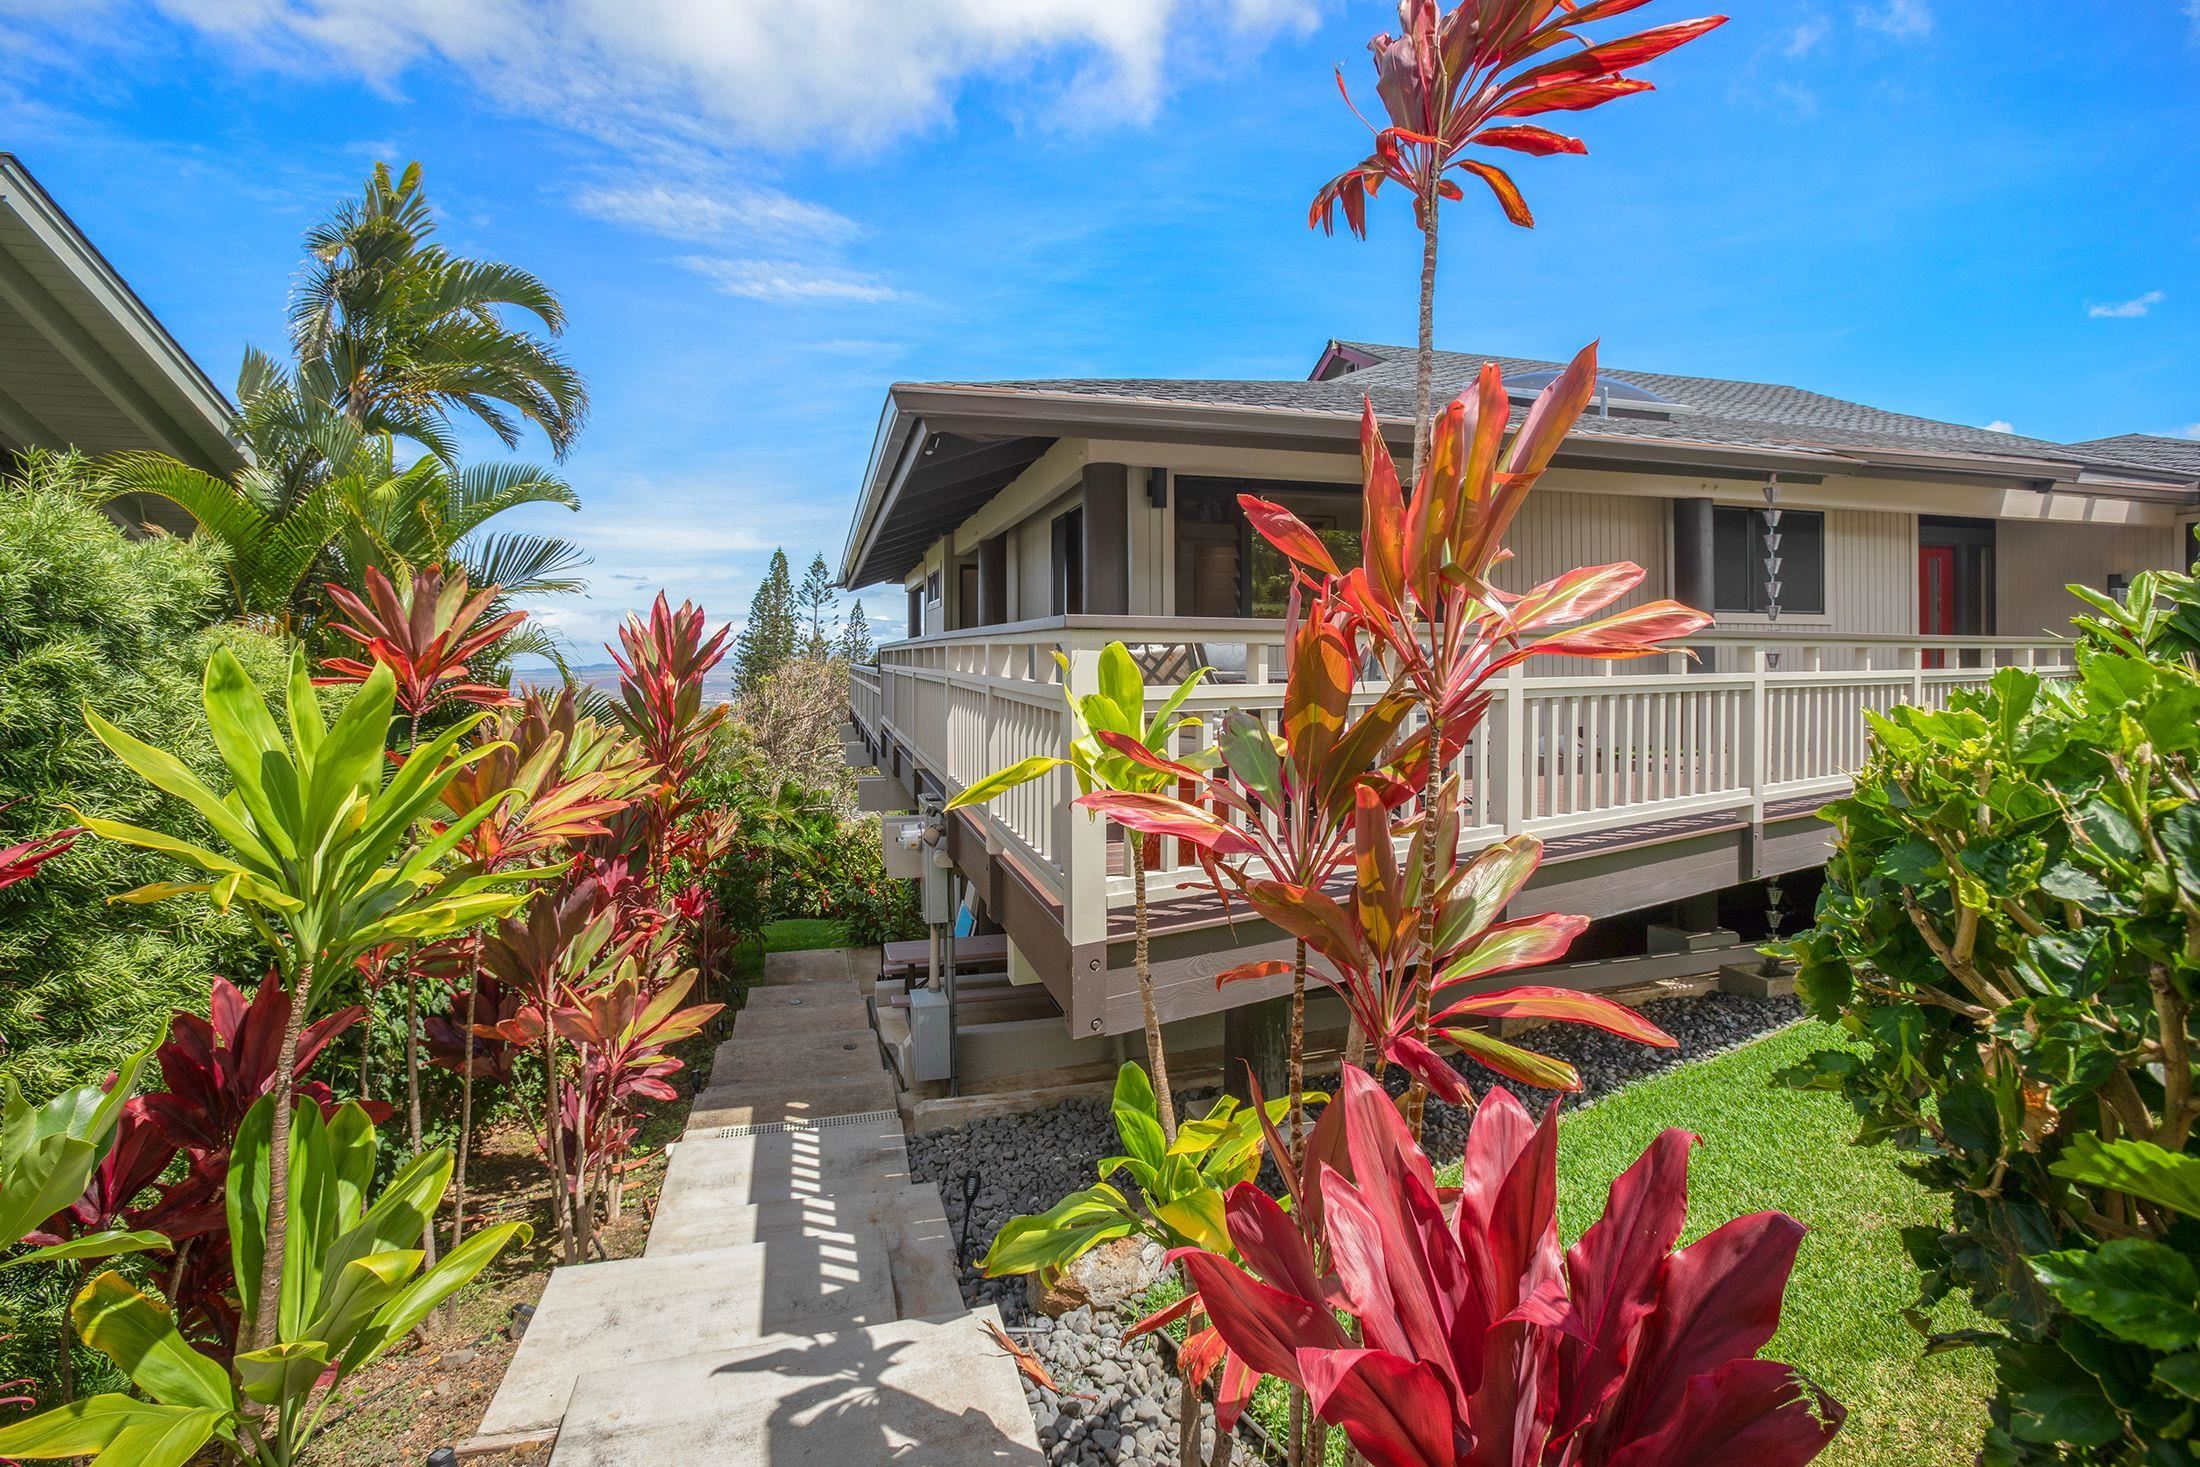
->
[
  {"left": 935, "top": 340, "right": 2187, "bottom": 479},
  {"left": 2065, "top": 434, "right": 2200, "bottom": 477}
]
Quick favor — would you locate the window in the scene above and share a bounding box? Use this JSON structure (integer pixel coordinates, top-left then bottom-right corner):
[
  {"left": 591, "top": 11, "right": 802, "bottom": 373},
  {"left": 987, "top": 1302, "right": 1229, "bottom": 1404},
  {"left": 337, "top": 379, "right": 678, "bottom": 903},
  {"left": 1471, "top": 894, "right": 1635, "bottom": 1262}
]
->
[
  {"left": 925, "top": 569, "right": 942, "bottom": 604},
  {"left": 1050, "top": 508, "right": 1084, "bottom": 616},
  {"left": 1712, "top": 506, "right": 1824, "bottom": 616}
]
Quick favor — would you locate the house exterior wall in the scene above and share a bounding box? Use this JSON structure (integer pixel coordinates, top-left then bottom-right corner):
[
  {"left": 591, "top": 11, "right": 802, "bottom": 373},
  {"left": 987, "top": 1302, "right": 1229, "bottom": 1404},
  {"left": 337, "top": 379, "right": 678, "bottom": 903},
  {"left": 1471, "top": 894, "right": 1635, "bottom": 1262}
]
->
[
  {"left": 1998, "top": 519, "right": 2188, "bottom": 638},
  {"left": 909, "top": 434, "right": 2192, "bottom": 654}
]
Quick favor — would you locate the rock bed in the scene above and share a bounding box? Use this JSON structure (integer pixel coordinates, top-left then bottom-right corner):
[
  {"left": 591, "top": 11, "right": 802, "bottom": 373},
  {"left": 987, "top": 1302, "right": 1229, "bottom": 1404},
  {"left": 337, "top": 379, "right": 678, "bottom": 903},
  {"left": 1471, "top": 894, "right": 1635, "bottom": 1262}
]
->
[{"left": 910, "top": 989, "right": 1804, "bottom": 1463}]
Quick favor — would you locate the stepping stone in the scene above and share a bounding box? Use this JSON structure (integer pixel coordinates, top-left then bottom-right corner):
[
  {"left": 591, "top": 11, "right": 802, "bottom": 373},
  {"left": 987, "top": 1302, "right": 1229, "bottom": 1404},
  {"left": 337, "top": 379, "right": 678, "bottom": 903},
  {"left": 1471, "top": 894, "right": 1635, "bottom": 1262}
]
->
[
  {"left": 474, "top": 1233, "right": 897, "bottom": 1448},
  {"left": 645, "top": 1184, "right": 967, "bottom": 1322},
  {"left": 547, "top": 1306, "right": 1044, "bottom": 1466},
  {"left": 657, "top": 1114, "right": 909, "bottom": 1207}
]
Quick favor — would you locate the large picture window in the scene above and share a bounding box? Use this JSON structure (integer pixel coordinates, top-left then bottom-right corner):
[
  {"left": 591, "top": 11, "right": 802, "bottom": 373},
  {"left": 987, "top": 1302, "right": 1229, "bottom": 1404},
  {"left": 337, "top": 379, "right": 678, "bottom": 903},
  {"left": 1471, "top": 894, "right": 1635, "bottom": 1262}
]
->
[{"left": 1712, "top": 506, "right": 1825, "bottom": 616}]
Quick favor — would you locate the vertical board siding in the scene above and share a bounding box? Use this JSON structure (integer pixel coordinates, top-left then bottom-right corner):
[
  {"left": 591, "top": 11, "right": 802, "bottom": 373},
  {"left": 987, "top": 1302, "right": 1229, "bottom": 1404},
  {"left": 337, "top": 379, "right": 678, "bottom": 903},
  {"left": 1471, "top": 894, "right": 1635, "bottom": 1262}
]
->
[
  {"left": 1127, "top": 470, "right": 1171, "bottom": 616},
  {"left": 1997, "top": 520, "right": 2186, "bottom": 640},
  {"left": 1824, "top": 509, "right": 1915, "bottom": 636},
  {"left": 1495, "top": 490, "right": 1668, "bottom": 677}
]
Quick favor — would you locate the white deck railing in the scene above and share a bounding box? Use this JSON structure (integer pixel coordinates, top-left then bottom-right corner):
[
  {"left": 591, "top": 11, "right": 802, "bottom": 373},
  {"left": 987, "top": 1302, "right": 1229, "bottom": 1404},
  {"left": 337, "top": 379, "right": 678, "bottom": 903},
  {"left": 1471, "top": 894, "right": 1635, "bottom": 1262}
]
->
[{"left": 857, "top": 616, "right": 2073, "bottom": 945}]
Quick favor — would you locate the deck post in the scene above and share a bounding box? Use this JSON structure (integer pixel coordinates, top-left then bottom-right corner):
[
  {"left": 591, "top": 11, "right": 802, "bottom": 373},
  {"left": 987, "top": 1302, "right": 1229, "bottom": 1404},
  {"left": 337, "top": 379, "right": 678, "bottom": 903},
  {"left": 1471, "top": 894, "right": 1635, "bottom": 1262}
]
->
[
  {"left": 1060, "top": 643, "right": 1110, "bottom": 952},
  {"left": 1744, "top": 645, "right": 1767, "bottom": 830}
]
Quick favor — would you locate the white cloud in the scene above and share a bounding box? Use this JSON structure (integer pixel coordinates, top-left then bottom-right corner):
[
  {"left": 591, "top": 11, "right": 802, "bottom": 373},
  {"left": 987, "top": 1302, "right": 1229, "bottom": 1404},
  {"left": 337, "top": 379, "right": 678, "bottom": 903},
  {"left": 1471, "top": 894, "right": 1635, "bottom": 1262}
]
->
[
  {"left": 2188, "top": 0, "right": 2200, "bottom": 39},
  {"left": 1784, "top": 16, "right": 1830, "bottom": 57},
  {"left": 1855, "top": 0, "right": 1933, "bottom": 38},
  {"left": 2177, "top": 423, "right": 2200, "bottom": 440},
  {"left": 680, "top": 256, "right": 905, "bottom": 305},
  {"left": 1983, "top": 419, "right": 2015, "bottom": 434},
  {"left": 572, "top": 179, "right": 856, "bottom": 244},
  {"left": 51, "top": 0, "right": 1308, "bottom": 153},
  {"left": 2089, "top": 289, "right": 2166, "bottom": 319}
]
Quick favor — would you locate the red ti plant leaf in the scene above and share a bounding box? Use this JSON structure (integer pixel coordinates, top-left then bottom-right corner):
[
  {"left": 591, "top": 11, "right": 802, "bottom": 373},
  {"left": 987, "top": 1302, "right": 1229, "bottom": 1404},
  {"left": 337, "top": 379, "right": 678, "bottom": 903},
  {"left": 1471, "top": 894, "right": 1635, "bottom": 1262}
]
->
[
  {"left": 1438, "top": 912, "right": 1589, "bottom": 985},
  {"left": 317, "top": 563, "right": 525, "bottom": 718},
  {"left": 1178, "top": 1068, "right": 1838, "bottom": 1467},
  {"left": 1072, "top": 790, "right": 1257, "bottom": 857},
  {"left": 1093, "top": 729, "right": 1206, "bottom": 784},
  {"left": 1240, "top": 495, "right": 1342, "bottom": 578},
  {"left": 1505, "top": 561, "right": 1649, "bottom": 631},
  {"left": 1442, "top": 1024, "right": 1586, "bottom": 1091},
  {"left": 0, "top": 804, "right": 81, "bottom": 893},
  {"left": 1212, "top": 959, "right": 1296, "bottom": 989},
  {"left": 1436, "top": 985, "right": 1677, "bottom": 1048}
]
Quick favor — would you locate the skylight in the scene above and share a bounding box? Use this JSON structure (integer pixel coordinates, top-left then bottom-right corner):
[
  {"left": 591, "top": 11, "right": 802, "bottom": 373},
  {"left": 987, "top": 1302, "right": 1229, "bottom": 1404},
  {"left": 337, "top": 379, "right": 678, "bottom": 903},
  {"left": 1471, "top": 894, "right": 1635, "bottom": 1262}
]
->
[{"left": 1505, "top": 368, "right": 1677, "bottom": 413}]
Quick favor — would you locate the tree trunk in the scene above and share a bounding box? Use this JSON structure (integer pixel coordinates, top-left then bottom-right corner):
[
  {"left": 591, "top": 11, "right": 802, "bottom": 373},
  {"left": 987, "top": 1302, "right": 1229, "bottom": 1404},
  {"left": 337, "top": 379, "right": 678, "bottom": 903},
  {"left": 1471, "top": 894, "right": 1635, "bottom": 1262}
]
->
[
  {"left": 251, "top": 957, "right": 313, "bottom": 1353},
  {"left": 1403, "top": 707, "right": 1447, "bottom": 1142},
  {"left": 1409, "top": 207, "right": 1441, "bottom": 488},
  {"left": 449, "top": 953, "right": 482, "bottom": 1253},
  {"left": 54, "top": 1262, "right": 75, "bottom": 1403},
  {"left": 1178, "top": 1370, "right": 1203, "bottom": 1467},
  {"left": 405, "top": 971, "right": 439, "bottom": 1270},
  {"left": 1128, "top": 836, "right": 1177, "bottom": 1141},
  {"left": 1222, "top": 994, "right": 1290, "bottom": 1105},
  {"left": 543, "top": 1032, "right": 577, "bottom": 1264},
  {"left": 1287, "top": 937, "right": 1308, "bottom": 1467}
]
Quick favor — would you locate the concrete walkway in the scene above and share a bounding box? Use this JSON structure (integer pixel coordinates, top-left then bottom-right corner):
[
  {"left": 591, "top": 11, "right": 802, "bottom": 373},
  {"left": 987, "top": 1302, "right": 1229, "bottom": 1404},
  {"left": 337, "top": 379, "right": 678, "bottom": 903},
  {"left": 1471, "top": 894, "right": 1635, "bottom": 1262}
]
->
[{"left": 467, "top": 947, "right": 1042, "bottom": 1464}]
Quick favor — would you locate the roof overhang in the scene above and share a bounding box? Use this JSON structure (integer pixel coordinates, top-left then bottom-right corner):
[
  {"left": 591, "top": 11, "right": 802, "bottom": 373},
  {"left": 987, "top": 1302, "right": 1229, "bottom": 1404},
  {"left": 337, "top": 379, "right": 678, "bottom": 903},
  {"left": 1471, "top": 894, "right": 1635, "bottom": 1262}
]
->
[
  {"left": 0, "top": 153, "right": 240, "bottom": 476},
  {"left": 841, "top": 384, "right": 2200, "bottom": 587}
]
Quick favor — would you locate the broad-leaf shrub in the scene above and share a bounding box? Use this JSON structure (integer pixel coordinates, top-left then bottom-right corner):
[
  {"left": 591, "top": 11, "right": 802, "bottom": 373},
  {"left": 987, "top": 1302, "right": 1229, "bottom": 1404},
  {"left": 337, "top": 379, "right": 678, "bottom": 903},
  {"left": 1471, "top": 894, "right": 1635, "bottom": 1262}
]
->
[
  {"left": 980, "top": 1063, "right": 1308, "bottom": 1281},
  {"left": 0, "top": 1095, "right": 527, "bottom": 1467},
  {"left": 1784, "top": 633, "right": 2200, "bottom": 1461},
  {"left": 1169, "top": 1066, "right": 1841, "bottom": 1466}
]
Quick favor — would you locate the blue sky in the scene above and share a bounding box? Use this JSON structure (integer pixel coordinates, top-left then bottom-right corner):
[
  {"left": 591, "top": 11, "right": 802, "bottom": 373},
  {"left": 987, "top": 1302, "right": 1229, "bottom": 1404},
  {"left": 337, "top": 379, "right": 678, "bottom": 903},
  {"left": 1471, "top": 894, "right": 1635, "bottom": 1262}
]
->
[{"left": 3, "top": 0, "right": 2196, "bottom": 657}]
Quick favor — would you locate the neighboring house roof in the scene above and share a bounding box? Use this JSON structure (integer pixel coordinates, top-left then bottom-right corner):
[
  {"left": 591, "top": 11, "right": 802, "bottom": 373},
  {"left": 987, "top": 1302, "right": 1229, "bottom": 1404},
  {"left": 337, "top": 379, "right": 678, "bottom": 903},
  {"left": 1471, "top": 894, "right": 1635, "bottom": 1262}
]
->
[
  {"left": 842, "top": 338, "right": 2200, "bottom": 589},
  {"left": 2065, "top": 433, "right": 2200, "bottom": 478},
  {"left": 0, "top": 152, "right": 241, "bottom": 477}
]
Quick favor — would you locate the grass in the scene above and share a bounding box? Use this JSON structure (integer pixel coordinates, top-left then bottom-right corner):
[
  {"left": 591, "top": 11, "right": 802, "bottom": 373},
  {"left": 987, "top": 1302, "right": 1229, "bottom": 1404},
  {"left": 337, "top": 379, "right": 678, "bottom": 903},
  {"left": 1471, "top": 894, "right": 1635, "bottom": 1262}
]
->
[
  {"left": 1543, "top": 1021, "right": 1991, "bottom": 1467},
  {"left": 1140, "top": 1022, "right": 1992, "bottom": 1467},
  {"left": 727, "top": 916, "right": 848, "bottom": 986}
]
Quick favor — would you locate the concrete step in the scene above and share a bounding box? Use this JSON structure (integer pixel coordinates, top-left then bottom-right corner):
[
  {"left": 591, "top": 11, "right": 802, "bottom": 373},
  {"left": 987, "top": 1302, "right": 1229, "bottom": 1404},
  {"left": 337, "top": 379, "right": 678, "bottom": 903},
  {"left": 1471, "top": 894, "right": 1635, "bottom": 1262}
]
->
[
  {"left": 657, "top": 1113, "right": 910, "bottom": 1206},
  {"left": 686, "top": 1072, "right": 897, "bottom": 1132},
  {"left": 721, "top": 989, "right": 873, "bottom": 1039},
  {"left": 547, "top": 1306, "right": 1044, "bottom": 1466},
  {"left": 645, "top": 1183, "right": 966, "bottom": 1321},
  {"left": 757, "top": 947, "right": 864, "bottom": 988},
  {"left": 474, "top": 1232, "right": 897, "bottom": 1449}
]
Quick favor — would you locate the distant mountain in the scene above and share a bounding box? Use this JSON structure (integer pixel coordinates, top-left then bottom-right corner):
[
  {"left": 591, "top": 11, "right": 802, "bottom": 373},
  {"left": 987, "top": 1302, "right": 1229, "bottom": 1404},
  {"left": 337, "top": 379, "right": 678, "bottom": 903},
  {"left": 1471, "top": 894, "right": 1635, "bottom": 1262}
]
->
[{"left": 516, "top": 660, "right": 738, "bottom": 704}]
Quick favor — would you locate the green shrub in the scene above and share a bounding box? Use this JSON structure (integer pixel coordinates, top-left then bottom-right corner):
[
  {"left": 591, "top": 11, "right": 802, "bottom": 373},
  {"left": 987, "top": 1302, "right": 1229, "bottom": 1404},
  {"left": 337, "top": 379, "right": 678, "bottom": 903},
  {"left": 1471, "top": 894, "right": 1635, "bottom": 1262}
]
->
[
  {"left": 820, "top": 816, "right": 923, "bottom": 947},
  {"left": 0, "top": 455, "right": 285, "bottom": 1098},
  {"left": 1784, "top": 591, "right": 2200, "bottom": 1463}
]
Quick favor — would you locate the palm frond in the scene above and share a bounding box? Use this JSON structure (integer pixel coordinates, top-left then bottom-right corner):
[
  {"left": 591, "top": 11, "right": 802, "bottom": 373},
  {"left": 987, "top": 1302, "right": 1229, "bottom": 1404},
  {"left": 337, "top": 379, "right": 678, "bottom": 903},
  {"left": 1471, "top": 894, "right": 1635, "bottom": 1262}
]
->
[{"left": 462, "top": 532, "right": 590, "bottom": 597}]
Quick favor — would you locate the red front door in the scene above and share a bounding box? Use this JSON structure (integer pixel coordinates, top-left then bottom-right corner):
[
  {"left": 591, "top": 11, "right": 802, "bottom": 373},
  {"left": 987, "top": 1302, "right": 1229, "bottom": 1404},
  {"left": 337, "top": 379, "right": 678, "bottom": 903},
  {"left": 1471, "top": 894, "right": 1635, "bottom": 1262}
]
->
[{"left": 1919, "top": 544, "right": 1957, "bottom": 668}]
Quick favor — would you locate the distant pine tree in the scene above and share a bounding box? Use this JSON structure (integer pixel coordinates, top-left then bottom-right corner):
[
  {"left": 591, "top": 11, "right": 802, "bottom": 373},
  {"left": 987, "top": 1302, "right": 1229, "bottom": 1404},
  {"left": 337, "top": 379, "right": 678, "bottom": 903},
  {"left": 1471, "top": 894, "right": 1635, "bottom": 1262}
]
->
[
  {"left": 733, "top": 549, "right": 798, "bottom": 697},
  {"left": 797, "top": 552, "right": 836, "bottom": 660},
  {"left": 836, "top": 600, "right": 874, "bottom": 664}
]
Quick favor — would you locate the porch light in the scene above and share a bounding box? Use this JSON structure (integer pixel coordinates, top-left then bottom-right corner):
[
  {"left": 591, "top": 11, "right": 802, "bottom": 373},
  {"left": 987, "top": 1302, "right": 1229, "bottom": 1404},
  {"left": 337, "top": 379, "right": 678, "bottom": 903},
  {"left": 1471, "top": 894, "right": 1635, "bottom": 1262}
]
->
[{"left": 1147, "top": 469, "right": 1169, "bottom": 509}]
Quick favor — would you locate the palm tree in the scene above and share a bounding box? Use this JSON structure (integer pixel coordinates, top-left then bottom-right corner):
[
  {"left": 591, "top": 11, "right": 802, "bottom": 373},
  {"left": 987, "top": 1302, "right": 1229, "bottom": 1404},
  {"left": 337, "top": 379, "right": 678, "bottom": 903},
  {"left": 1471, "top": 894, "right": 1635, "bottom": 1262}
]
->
[
  {"left": 292, "top": 162, "right": 589, "bottom": 459},
  {"left": 97, "top": 357, "right": 586, "bottom": 623}
]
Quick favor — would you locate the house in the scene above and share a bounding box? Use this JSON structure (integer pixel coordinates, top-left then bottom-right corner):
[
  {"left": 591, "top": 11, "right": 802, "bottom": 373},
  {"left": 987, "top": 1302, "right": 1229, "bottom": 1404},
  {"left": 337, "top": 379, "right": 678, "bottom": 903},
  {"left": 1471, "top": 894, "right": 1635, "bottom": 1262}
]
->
[
  {"left": 0, "top": 152, "right": 240, "bottom": 524},
  {"left": 839, "top": 339, "right": 2199, "bottom": 1077}
]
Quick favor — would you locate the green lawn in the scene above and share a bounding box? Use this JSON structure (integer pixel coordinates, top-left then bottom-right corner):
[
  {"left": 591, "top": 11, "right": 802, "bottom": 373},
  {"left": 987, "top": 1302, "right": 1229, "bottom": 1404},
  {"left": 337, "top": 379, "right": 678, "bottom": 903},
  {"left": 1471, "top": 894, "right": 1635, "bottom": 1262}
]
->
[
  {"left": 1546, "top": 1021, "right": 1991, "bottom": 1467},
  {"left": 728, "top": 917, "right": 848, "bottom": 985},
  {"left": 1148, "top": 1022, "right": 1992, "bottom": 1467}
]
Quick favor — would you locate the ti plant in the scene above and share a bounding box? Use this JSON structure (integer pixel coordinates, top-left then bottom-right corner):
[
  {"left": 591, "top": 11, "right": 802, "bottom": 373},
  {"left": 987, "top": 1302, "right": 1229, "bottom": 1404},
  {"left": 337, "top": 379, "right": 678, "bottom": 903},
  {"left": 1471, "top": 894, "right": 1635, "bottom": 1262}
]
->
[
  {"left": 607, "top": 592, "right": 733, "bottom": 886},
  {"left": 0, "top": 1095, "right": 528, "bottom": 1467},
  {"left": 947, "top": 643, "right": 1221, "bottom": 1140},
  {"left": 552, "top": 960, "right": 720, "bottom": 1224},
  {"left": 1312, "top": 0, "right": 1725, "bottom": 479},
  {"left": 1230, "top": 783, "right": 1672, "bottom": 1104},
  {"left": 1161, "top": 1065, "right": 1842, "bottom": 1467},
  {"left": 427, "top": 687, "right": 656, "bottom": 1250},
  {"left": 979, "top": 1062, "right": 1308, "bottom": 1282},
  {"left": 1246, "top": 355, "right": 1710, "bottom": 1135},
  {"left": 1782, "top": 628, "right": 2200, "bottom": 1461},
  {"left": 1, "top": 1046, "right": 166, "bottom": 1277},
  {"left": 75, "top": 646, "right": 550, "bottom": 1355},
  {"left": 316, "top": 560, "right": 530, "bottom": 1268}
]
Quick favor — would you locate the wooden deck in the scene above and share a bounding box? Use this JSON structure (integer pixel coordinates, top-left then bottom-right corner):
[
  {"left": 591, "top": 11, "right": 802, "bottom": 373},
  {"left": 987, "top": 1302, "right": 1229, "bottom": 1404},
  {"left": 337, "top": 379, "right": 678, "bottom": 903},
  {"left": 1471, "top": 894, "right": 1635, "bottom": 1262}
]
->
[{"left": 1107, "top": 791, "right": 1838, "bottom": 940}]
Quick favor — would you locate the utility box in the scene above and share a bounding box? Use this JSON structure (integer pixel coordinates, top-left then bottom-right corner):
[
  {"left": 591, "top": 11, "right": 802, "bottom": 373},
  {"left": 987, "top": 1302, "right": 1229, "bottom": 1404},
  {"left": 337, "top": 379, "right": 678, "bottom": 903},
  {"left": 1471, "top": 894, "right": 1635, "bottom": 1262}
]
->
[
  {"left": 880, "top": 814, "right": 926, "bottom": 879},
  {"left": 907, "top": 986, "right": 952, "bottom": 1082}
]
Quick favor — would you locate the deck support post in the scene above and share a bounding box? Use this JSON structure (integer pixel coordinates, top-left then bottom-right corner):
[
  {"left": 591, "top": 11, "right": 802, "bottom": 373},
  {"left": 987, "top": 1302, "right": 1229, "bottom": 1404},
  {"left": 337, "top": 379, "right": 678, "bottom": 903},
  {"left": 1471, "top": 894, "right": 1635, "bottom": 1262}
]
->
[{"left": 1222, "top": 994, "right": 1291, "bottom": 1105}]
